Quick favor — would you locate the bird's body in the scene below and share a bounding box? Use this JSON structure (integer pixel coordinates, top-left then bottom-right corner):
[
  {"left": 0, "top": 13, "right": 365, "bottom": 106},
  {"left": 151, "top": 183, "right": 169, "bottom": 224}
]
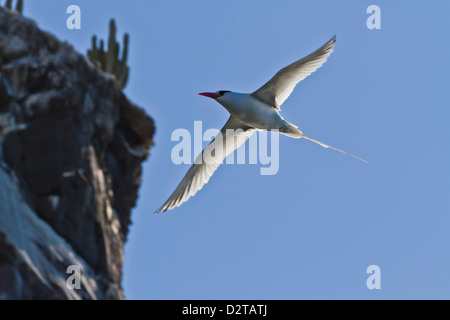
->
[
  {"left": 217, "top": 92, "right": 288, "bottom": 131},
  {"left": 157, "top": 36, "right": 366, "bottom": 212}
]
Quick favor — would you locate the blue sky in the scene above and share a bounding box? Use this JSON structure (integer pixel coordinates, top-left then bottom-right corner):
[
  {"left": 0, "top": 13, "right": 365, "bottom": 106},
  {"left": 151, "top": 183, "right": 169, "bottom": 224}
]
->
[{"left": 25, "top": 1, "right": 450, "bottom": 299}]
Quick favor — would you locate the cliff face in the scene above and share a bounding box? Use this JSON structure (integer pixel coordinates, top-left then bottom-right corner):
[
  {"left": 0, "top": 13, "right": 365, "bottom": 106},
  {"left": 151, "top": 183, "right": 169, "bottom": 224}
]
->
[{"left": 0, "top": 8, "right": 154, "bottom": 299}]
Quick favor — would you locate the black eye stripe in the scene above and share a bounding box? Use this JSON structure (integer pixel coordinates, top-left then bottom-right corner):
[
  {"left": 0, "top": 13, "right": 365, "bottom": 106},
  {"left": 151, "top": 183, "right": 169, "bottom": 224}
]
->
[{"left": 218, "top": 90, "right": 230, "bottom": 96}]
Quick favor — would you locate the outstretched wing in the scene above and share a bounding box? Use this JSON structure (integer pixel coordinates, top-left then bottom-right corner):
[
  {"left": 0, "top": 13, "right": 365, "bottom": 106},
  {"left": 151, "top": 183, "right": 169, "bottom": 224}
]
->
[
  {"left": 157, "top": 116, "right": 255, "bottom": 212},
  {"left": 252, "top": 36, "right": 336, "bottom": 109}
]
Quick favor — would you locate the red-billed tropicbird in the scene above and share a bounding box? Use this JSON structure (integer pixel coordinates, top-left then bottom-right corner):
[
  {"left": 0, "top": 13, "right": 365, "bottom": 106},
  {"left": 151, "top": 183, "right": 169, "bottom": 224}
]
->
[{"left": 157, "top": 36, "right": 366, "bottom": 212}]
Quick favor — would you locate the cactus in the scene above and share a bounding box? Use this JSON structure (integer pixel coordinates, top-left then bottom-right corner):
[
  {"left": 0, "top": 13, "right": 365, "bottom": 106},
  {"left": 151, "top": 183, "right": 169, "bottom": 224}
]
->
[
  {"left": 87, "top": 19, "right": 130, "bottom": 90},
  {"left": 15, "top": 0, "right": 22, "bottom": 14},
  {"left": 3, "top": 0, "right": 23, "bottom": 14}
]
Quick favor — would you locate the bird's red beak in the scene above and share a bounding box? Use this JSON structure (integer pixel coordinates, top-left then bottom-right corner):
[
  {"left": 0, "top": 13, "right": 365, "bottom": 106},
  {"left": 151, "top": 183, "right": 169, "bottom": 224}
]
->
[{"left": 198, "top": 92, "right": 220, "bottom": 99}]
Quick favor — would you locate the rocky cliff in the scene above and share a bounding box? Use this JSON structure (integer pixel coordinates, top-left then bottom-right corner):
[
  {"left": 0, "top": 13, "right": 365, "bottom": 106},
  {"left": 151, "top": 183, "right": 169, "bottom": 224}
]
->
[{"left": 0, "top": 8, "right": 155, "bottom": 299}]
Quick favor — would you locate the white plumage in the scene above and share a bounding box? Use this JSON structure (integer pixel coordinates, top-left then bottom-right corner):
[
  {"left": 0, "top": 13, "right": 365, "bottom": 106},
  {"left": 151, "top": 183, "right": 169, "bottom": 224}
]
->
[{"left": 252, "top": 36, "right": 336, "bottom": 109}]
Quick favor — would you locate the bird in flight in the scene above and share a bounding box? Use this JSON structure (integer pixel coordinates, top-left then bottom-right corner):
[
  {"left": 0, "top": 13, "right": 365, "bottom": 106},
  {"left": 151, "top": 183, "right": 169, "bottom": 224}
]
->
[{"left": 157, "top": 36, "right": 366, "bottom": 212}]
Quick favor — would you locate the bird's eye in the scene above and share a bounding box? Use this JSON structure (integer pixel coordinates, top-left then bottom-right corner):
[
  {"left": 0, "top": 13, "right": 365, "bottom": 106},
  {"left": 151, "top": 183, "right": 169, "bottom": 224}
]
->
[{"left": 218, "top": 90, "right": 230, "bottom": 96}]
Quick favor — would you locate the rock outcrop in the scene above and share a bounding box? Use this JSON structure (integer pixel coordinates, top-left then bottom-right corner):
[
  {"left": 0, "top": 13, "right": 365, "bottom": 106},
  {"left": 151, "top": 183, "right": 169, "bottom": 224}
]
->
[{"left": 0, "top": 8, "right": 155, "bottom": 299}]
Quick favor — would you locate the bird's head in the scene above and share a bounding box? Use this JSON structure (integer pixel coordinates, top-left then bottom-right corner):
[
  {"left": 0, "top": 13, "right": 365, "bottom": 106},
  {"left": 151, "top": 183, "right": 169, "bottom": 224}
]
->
[{"left": 198, "top": 90, "right": 230, "bottom": 100}]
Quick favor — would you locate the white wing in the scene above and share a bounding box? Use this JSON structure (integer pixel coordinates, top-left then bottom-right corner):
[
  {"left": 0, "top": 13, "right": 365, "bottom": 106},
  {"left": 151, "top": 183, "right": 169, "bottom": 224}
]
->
[
  {"left": 252, "top": 36, "right": 336, "bottom": 109},
  {"left": 157, "top": 116, "right": 255, "bottom": 212}
]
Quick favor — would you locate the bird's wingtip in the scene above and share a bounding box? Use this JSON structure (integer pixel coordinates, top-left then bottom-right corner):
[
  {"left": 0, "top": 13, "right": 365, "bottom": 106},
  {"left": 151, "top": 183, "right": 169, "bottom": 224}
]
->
[{"left": 155, "top": 205, "right": 172, "bottom": 213}]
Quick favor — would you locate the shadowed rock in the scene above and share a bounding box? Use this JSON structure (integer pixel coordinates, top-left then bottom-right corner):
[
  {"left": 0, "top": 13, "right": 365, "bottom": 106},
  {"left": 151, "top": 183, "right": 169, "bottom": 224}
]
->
[{"left": 0, "top": 8, "right": 155, "bottom": 299}]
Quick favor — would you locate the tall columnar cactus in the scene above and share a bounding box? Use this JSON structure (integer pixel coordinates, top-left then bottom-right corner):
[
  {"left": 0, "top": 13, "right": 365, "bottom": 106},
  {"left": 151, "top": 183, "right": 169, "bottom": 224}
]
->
[
  {"left": 4, "top": 0, "right": 23, "bottom": 14},
  {"left": 87, "top": 19, "right": 130, "bottom": 90},
  {"left": 15, "top": 0, "right": 22, "bottom": 14}
]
